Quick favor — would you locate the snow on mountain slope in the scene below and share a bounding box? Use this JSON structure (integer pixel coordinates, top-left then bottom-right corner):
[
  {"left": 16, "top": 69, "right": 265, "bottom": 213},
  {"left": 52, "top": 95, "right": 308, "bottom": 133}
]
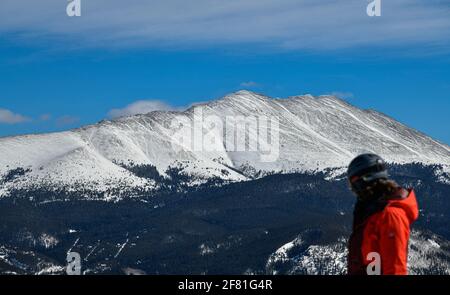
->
[
  {"left": 192, "top": 91, "right": 449, "bottom": 173},
  {"left": 0, "top": 130, "right": 154, "bottom": 197},
  {"left": 0, "top": 90, "right": 449, "bottom": 198},
  {"left": 265, "top": 230, "right": 450, "bottom": 275}
]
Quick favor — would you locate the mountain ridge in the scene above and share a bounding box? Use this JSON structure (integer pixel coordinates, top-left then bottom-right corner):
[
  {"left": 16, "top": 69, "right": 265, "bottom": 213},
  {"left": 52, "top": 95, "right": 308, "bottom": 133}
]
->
[{"left": 1, "top": 90, "right": 449, "bottom": 198}]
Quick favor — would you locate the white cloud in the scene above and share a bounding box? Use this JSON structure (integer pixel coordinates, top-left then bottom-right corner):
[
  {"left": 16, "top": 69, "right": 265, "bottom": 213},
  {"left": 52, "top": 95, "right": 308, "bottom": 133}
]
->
[
  {"left": 39, "top": 113, "right": 52, "bottom": 121},
  {"left": 240, "top": 81, "right": 260, "bottom": 88},
  {"left": 108, "top": 100, "right": 180, "bottom": 119},
  {"left": 56, "top": 115, "right": 79, "bottom": 126},
  {"left": 0, "top": 108, "right": 30, "bottom": 124},
  {"left": 0, "top": 0, "right": 449, "bottom": 52}
]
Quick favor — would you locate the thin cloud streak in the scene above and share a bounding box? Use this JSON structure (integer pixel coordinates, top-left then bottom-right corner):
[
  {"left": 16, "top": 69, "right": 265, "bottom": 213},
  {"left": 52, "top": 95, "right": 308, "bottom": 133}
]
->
[
  {"left": 56, "top": 115, "right": 79, "bottom": 126},
  {"left": 240, "top": 81, "right": 260, "bottom": 88},
  {"left": 0, "top": 0, "right": 449, "bottom": 52}
]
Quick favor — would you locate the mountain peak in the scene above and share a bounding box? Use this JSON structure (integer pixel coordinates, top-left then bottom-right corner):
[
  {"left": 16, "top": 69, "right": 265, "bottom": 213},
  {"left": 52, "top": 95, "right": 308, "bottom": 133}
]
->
[
  {"left": 222, "top": 90, "right": 268, "bottom": 100},
  {"left": 234, "top": 89, "right": 256, "bottom": 95}
]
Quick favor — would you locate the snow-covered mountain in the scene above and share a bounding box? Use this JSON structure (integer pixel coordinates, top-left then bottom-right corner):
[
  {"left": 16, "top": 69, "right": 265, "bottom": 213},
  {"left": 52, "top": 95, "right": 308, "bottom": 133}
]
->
[
  {"left": 265, "top": 230, "right": 450, "bottom": 275},
  {"left": 1, "top": 160, "right": 449, "bottom": 275},
  {"left": 1, "top": 90, "right": 449, "bottom": 197}
]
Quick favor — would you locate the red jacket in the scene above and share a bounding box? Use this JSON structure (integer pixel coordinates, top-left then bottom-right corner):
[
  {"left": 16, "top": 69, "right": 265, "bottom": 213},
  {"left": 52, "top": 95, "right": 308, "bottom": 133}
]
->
[{"left": 348, "top": 189, "right": 419, "bottom": 275}]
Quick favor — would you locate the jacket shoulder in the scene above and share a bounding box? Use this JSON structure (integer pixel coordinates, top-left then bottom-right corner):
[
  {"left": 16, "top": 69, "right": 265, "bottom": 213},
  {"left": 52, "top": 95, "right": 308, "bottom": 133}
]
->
[{"left": 377, "top": 206, "right": 410, "bottom": 229}]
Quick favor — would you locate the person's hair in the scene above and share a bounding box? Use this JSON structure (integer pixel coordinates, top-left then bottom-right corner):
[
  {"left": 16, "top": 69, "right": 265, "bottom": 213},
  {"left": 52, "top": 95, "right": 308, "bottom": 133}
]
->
[{"left": 355, "top": 178, "right": 400, "bottom": 201}]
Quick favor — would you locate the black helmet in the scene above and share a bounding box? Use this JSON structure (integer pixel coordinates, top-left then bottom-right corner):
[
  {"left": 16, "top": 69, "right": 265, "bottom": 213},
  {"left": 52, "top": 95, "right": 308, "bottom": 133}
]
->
[{"left": 347, "top": 153, "right": 388, "bottom": 192}]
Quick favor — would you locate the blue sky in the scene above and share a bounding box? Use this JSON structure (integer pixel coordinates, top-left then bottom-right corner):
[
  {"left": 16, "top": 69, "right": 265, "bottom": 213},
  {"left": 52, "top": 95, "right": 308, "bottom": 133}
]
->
[{"left": 0, "top": 0, "right": 449, "bottom": 144}]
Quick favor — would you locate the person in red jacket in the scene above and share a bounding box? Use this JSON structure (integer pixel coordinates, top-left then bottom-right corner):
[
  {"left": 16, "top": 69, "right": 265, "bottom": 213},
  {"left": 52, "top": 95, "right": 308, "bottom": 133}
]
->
[{"left": 347, "top": 154, "right": 419, "bottom": 275}]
